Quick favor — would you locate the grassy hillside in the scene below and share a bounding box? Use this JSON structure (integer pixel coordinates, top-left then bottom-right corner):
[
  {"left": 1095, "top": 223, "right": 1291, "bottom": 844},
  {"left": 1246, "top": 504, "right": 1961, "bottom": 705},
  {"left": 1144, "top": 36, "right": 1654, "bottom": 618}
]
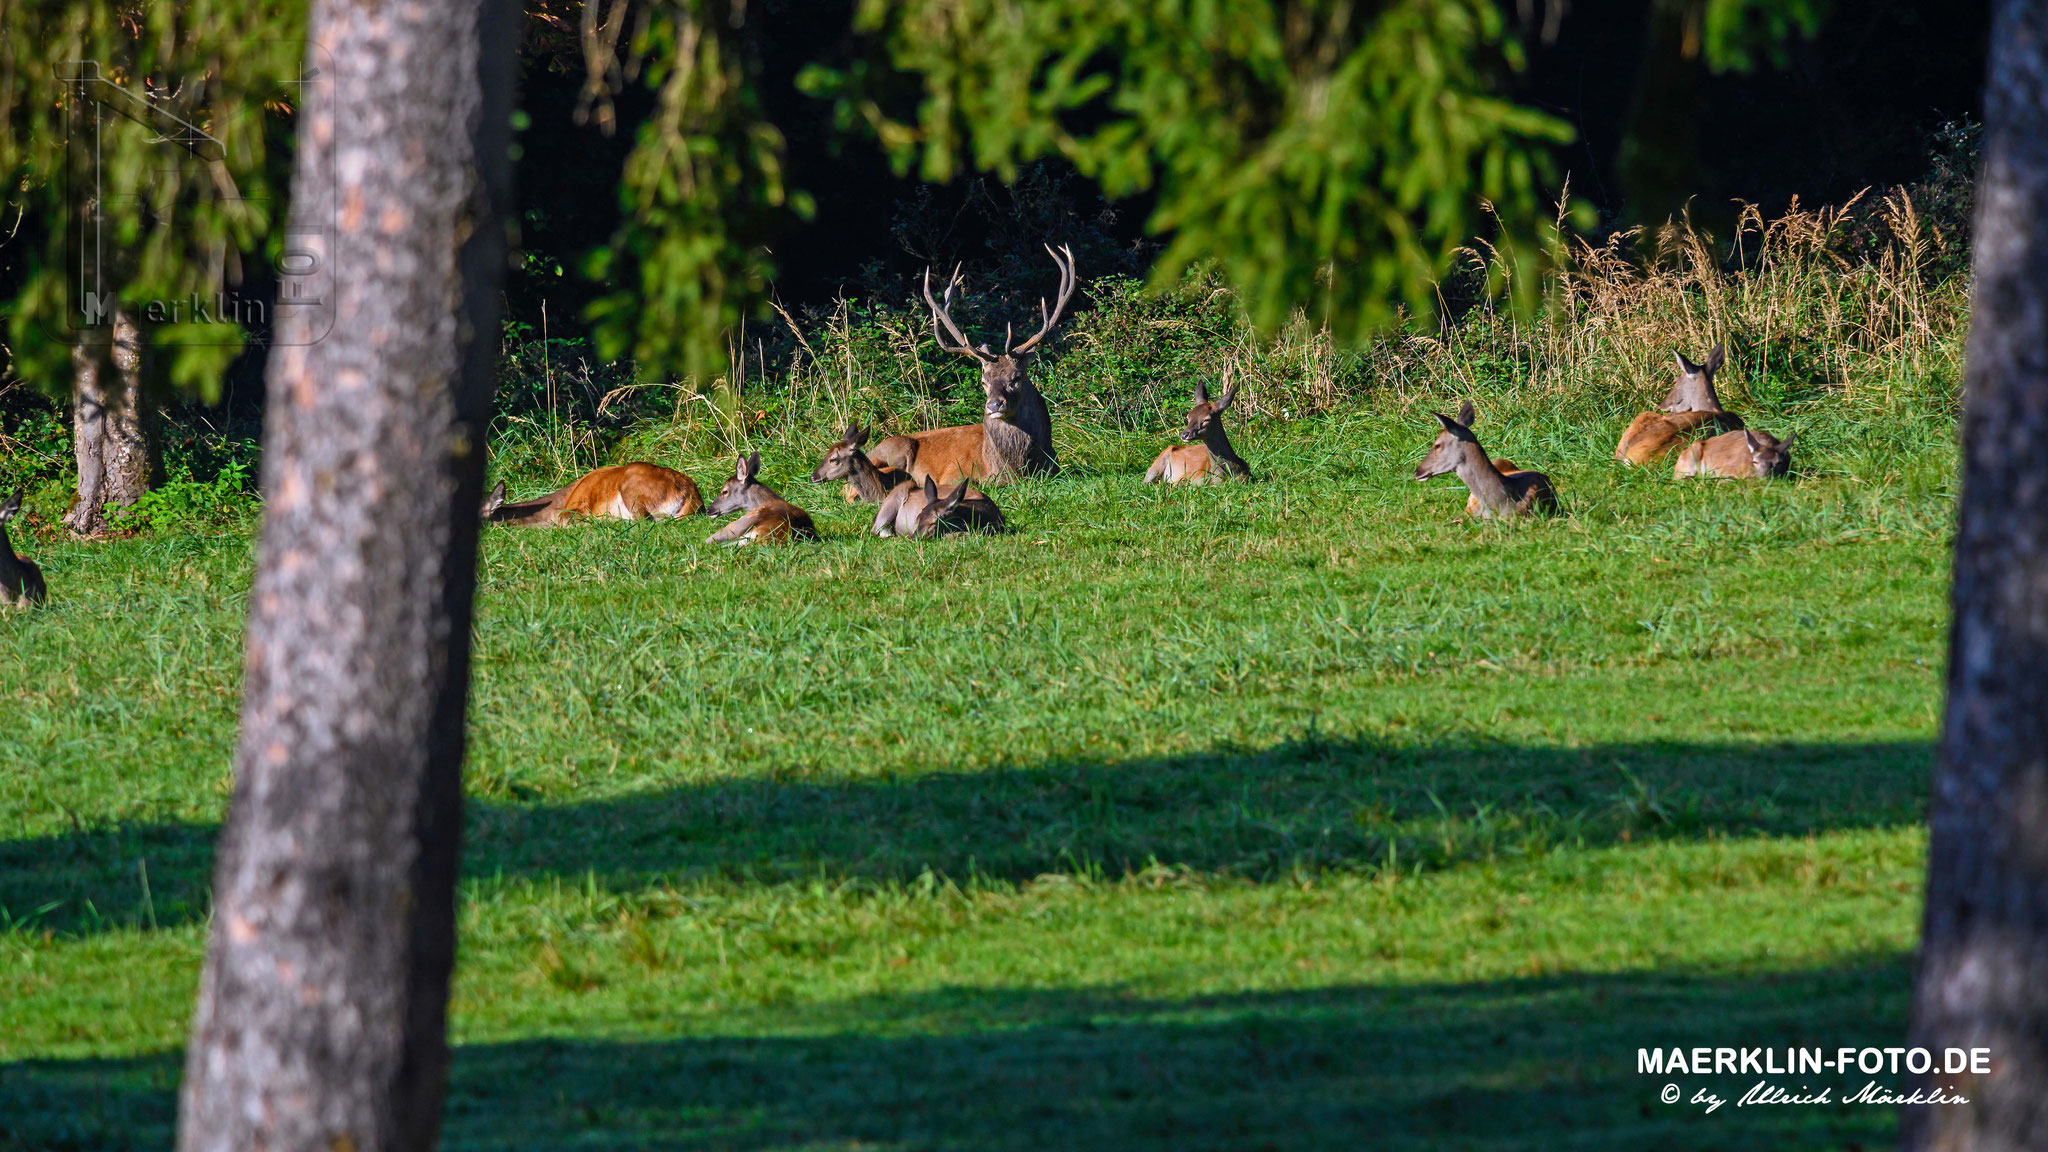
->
[{"left": 0, "top": 197, "right": 1961, "bottom": 1149}]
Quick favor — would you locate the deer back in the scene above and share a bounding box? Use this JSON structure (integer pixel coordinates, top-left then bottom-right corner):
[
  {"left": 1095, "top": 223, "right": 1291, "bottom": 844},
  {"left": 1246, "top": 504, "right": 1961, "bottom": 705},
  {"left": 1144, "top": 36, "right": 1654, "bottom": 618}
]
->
[{"left": 1615, "top": 410, "right": 1746, "bottom": 465}]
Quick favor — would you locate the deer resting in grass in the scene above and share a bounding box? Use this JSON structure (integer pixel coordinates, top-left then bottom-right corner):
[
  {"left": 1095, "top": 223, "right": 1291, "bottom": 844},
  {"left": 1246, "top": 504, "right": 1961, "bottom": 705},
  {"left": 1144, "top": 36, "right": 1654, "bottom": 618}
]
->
[
  {"left": 1674, "top": 429, "right": 1795, "bottom": 479},
  {"left": 872, "top": 473, "right": 989, "bottom": 538},
  {"left": 706, "top": 452, "right": 818, "bottom": 545},
  {"left": 867, "top": 245, "right": 1075, "bottom": 486},
  {"left": 911, "top": 478, "right": 1006, "bottom": 538},
  {"left": 483, "top": 462, "right": 703, "bottom": 525},
  {"left": 1614, "top": 345, "right": 1746, "bottom": 465},
  {"left": 1413, "top": 401, "right": 1559, "bottom": 519},
  {"left": 0, "top": 492, "right": 46, "bottom": 609},
  {"left": 811, "top": 424, "right": 913, "bottom": 504},
  {"left": 1145, "top": 366, "right": 1252, "bottom": 484}
]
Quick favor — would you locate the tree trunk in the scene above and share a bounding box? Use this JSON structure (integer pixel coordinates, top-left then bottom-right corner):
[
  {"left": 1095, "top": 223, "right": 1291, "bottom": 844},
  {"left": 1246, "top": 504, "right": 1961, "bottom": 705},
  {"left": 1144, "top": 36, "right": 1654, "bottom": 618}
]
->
[
  {"left": 1905, "top": 3, "right": 2048, "bottom": 1149},
  {"left": 64, "top": 307, "right": 153, "bottom": 536},
  {"left": 174, "top": 0, "right": 515, "bottom": 1146}
]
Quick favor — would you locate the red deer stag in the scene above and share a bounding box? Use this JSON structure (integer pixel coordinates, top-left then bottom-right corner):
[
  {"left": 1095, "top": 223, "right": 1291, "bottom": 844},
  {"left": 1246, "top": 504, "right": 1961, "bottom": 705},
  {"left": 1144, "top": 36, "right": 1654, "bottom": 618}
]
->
[
  {"left": 810, "top": 424, "right": 913, "bottom": 503},
  {"left": 868, "top": 245, "right": 1075, "bottom": 485},
  {"left": 0, "top": 492, "right": 47, "bottom": 608},
  {"left": 1413, "top": 401, "right": 1559, "bottom": 519},
  {"left": 1674, "top": 429, "right": 1795, "bottom": 479},
  {"left": 1145, "top": 366, "right": 1253, "bottom": 484},
  {"left": 707, "top": 452, "right": 818, "bottom": 545},
  {"left": 1614, "top": 345, "right": 1746, "bottom": 465},
  {"left": 483, "top": 462, "right": 703, "bottom": 525}
]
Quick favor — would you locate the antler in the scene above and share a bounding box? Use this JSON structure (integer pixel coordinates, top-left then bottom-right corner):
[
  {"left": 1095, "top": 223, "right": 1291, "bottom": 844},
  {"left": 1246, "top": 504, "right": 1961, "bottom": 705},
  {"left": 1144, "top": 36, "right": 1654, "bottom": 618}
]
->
[
  {"left": 1009, "top": 243, "right": 1079, "bottom": 355},
  {"left": 923, "top": 265, "right": 995, "bottom": 363}
]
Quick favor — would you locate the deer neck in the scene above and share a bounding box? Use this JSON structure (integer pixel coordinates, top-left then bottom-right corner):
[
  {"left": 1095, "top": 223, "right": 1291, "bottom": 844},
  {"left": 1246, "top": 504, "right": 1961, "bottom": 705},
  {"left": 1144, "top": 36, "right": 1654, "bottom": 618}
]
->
[
  {"left": 1452, "top": 444, "right": 1515, "bottom": 513},
  {"left": 983, "top": 378, "right": 1056, "bottom": 479},
  {"left": 1202, "top": 423, "right": 1247, "bottom": 473},
  {"left": 848, "top": 452, "right": 895, "bottom": 501},
  {"left": 0, "top": 522, "right": 14, "bottom": 565}
]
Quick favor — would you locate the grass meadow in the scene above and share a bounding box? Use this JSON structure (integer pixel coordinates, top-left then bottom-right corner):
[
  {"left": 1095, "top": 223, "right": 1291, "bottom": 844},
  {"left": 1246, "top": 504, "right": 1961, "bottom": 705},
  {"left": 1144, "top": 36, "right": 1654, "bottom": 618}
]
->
[{"left": 1, "top": 198, "right": 1962, "bottom": 1149}]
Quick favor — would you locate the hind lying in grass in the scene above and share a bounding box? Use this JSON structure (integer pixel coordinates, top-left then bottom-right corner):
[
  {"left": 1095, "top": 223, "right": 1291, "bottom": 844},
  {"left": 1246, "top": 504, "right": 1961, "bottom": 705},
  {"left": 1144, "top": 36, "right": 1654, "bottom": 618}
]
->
[
  {"left": 0, "top": 491, "right": 46, "bottom": 608},
  {"left": 706, "top": 452, "right": 818, "bottom": 545},
  {"left": 1412, "top": 401, "right": 1559, "bottom": 519},
  {"left": 1615, "top": 346, "right": 1746, "bottom": 466},
  {"left": 484, "top": 463, "right": 703, "bottom": 525}
]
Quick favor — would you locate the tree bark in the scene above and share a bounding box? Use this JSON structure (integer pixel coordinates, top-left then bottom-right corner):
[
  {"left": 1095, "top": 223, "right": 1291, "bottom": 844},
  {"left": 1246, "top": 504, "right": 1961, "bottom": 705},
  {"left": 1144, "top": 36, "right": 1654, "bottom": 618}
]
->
[
  {"left": 64, "top": 307, "right": 153, "bottom": 536},
  {"left": 1905, "top": 4, "right": 2048, "bottom": 1149},
  {"left": 174, "top": 0, "right": 515, "bottom": 1146}
]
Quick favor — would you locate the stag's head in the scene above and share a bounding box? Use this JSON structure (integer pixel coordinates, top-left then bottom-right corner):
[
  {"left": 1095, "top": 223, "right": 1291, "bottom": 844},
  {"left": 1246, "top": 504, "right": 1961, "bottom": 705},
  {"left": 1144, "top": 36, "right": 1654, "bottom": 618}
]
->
[
  {"left": 810, "top": 424, "right": 867, "bottom": 484},
  {"left": 1744, "top": 430, "right": 1794, "bottom": 478},
  {"left": 1182, "top": 368, "right": 1239, "bottom": 443},
  {"left": 924, "top": 245, "right": 1079, "bottom": 426},
  {"left": 708, "top": 451, "right": 767, "bottom": 516},
  {"left": 1414, "top": 401, "right": 1481, "bottom": 481}
]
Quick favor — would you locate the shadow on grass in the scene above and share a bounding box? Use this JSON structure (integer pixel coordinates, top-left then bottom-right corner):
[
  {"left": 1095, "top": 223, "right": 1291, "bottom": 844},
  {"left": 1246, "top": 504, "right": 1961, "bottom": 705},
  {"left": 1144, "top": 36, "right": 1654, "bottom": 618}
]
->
[
  {"left": 1, "top": 736, "right": 1931, "bottom": 937},
  {"left": 0, "top": 957, "right": 1912, "bottom": 1151}
]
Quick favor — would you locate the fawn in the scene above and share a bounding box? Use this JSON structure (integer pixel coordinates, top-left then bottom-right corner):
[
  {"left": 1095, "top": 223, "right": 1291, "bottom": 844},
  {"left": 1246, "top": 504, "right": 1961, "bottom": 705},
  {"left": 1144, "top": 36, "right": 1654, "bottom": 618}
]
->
[
  {"left": 810, "top": 424, "right": 913, "bottom": 503},
  {"left": 1145, "top": 366, "right": 1252, "bottom": 484},
  {"left": 1674, "top": 429, "right": 1795, "bottom": 479}
]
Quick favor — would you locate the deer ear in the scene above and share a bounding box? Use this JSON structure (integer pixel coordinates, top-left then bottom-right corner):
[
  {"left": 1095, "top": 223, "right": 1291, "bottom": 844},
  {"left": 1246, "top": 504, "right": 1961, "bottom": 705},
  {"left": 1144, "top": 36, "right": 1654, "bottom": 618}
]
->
[
  {"left": 0, "top": 491, "right": 19, "bottom": 521},
  {"left": 1675, "top": 350, "right": 1698, "bottom": 375},
  {"left": 1705, "top": 343, "right": 1726, "bottom": 374},
  {"left": 1777, "top": 431, "right": 1795, "bottom": 449},
  {"left": 1217, "top": 380, "right": 1237, "bottom": 412},
  {"left": 1192, "top": 379, "right": 1209, "bottom": 406},
  {"left": 1432, "top": 411, "right": 1461, "bottom": 433},
  {"left": 842, "top": 423, "right": 860, "bottom": 445},
  {"left": 1744, "top": 430, "right": 1762, "bottom": 453},
  {"left": 923, "top": 475, "right": 938, "bottom": 501},
  {"left": 1456, "top": 400, "right": 1476, "bottom": 427}
]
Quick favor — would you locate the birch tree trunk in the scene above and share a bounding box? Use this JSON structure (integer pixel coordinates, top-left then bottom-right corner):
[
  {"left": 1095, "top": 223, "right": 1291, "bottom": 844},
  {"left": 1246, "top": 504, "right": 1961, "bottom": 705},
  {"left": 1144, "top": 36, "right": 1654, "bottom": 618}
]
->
[
  {"left": 64, "top": 307, "right": 153, "bottom": 536},
  {"left": 174, "top": 0, "right": 515, "bottom": 1145},
  {"left": 1905, "top": 2, "right": 2048, "bottom": 1148}
]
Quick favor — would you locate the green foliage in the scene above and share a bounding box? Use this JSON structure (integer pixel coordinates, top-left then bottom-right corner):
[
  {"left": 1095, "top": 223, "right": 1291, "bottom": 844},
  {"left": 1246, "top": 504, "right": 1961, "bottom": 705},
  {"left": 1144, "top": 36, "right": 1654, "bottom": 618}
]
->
[
  {"left": 1700, "top": 0, "right": 1827, "bottom": 73},
  {"left": 581, "top": 0, "right": 810, "bottom": 384},
  {"left": 104, "top": 459, "right": 253, "bottom": 534},
  {"left": 812, "top": 0, "right": 1577, "bottom": 342},
  {"left": 0, "top": 0, "right": 303, "bottom": 400}
]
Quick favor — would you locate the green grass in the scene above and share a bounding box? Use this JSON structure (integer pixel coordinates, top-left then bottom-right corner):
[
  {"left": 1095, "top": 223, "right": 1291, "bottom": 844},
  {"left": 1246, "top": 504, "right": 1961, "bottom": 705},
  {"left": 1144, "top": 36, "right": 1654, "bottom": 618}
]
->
[{"left": 0, "top": 386, "right": 1952, "bottom": 1150}]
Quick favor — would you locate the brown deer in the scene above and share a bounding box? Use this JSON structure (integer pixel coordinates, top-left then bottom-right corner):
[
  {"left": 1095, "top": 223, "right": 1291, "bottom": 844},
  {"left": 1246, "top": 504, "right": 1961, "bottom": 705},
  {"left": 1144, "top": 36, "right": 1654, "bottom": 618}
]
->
[
  {"left": 911, "top": 478, "right": 1007, "bottom": 539},
  {"left": 1674, "top": 429, "right": 1795, "bottom": 479},
  {"left": 1413, "top": 401, "right": 1559, "bottom": 519},
  {"left": 1145, "top": 366, "right": 1253, "bottom": 484},
  {"left": 706, "top": 452, "right": 818, "bottom": 545},
  {"left": 810, "top": 424, "right": 913, "bottom": 504},
  {"left": 868, "top": 245, "right": 1075, "bottom": 486},
  {"left": 483, "top": 462, "right": 703, "bottom": 526},
  {"left": 871, "top": 473, "right": 990, "bottom": 538},
  {"left": 0, "top": 492, "right": 47, "bottom": 609},
  {"left": 1614, "top": 345, "right": 1747, "bottom": 465}
]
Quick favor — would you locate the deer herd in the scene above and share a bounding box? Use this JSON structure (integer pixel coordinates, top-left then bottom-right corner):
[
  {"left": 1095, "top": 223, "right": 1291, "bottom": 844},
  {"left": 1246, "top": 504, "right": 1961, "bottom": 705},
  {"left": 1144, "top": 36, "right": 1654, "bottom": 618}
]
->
[{"left": 0, "top": 246, "right": 1800, "bottom": 607}]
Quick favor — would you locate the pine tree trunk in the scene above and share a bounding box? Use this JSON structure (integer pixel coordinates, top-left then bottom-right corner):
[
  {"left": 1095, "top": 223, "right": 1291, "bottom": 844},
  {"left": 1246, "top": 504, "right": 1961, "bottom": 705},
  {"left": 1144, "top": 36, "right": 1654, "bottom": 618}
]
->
[
  {"left": 1905, "top": 3, "right": 2048, "bottom": 1148},
  {"left": 174, "top": 0, "right": 515, "bottom": 1145},
  {"left": 64, "top": 308, "right": 153, "bottom": 536}
]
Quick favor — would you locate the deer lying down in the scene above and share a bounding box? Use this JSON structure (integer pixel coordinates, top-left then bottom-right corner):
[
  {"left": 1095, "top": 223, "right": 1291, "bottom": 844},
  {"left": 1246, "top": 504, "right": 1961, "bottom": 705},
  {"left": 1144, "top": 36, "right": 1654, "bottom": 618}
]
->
[
  {"left": 1413, "top": 401, "right": 1559, "bottom": 519},
  {"left": 810, "top": 424, "right": 913, "bottom": 504},
  {"left": 483, "top": 462, "right": 703, "bottom": 525},
  {"left": 912, "top": 478, "right": 1006, "bottom": 538},
  {"left": 1674, "top": 429, "right": 1794, "bottom": 479},
  {"left": 867, "top": 245, "right": 1076, "bottom": 485},
  {"left": 707, "top": 452, "right": 818, "bottom": 545},
  {"left": 1145, "top": 367, "right": 1252, "bottom": 485},
  {"left": 872, "top": 473, "right": 991, "bottom": 537},
  {"left": 1615, "top": 345, "right": 1746, "bottom": 465},
  {"left": 0, "top": 492, "right": 47, "bottom": 609}
]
